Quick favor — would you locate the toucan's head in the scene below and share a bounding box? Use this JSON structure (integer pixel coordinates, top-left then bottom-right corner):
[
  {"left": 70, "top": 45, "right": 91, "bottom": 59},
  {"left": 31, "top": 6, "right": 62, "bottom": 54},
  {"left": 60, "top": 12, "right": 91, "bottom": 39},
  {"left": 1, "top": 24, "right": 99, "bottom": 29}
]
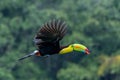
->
[{"left": 59, "top": 44, "right": 90, "bottom": 55}]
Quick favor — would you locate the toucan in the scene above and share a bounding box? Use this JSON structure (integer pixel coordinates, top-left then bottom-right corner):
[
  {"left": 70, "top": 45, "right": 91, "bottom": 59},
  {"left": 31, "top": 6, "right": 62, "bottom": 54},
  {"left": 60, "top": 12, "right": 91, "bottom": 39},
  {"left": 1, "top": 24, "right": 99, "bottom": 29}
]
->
[{"left": 18, "top": 20, "right": 90, "bottom": 61}]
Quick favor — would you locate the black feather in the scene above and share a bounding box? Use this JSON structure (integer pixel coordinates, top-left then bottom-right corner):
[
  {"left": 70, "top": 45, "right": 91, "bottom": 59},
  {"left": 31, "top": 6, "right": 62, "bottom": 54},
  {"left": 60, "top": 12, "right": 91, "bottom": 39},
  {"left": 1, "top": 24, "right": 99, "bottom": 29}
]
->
[{"left": 33, "top": 20, "right": 67, "bottom": 56}]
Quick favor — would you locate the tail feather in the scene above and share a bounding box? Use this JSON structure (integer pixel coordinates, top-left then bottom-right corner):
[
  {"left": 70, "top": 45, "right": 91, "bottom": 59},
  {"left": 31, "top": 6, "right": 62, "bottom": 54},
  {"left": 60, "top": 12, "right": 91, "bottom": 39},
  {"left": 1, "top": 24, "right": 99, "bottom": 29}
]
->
[
  {"left": 18, "top": 50, "right": 39, "bottom": 61},
  {"left": 18, "top": 54, "right": 33, "bottom": 61}
]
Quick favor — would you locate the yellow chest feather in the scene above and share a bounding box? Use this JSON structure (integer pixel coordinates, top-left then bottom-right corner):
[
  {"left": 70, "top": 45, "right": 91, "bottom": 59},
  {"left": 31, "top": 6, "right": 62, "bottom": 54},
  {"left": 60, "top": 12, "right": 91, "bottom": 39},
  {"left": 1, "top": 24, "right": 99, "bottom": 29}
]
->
[{"left": 59, "top": 46, "right": 73, "bottom": 54}]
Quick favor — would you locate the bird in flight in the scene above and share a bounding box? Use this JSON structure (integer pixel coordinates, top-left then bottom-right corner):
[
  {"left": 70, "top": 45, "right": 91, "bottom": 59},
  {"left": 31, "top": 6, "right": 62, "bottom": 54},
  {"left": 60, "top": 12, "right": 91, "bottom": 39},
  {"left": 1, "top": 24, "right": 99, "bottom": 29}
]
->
[{"left": 18, "top": 19, "right": 90, "bottom": 61}]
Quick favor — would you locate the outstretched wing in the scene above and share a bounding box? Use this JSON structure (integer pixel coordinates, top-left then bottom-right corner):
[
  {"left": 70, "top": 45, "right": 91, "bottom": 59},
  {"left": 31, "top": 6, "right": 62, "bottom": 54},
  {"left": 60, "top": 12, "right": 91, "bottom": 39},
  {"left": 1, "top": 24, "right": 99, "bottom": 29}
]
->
[{"left": 34, "top": 19, "right": 67, "bottom": 47}]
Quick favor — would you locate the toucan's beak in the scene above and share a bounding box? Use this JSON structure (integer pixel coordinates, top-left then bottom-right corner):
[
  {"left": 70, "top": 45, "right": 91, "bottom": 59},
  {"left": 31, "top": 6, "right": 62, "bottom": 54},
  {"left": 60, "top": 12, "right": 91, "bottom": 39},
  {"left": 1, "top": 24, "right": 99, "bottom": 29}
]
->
[
  {"left": 85, "top": 48, "right": 90, "bottom": 55},
  {"left": 18, "top": 50, "right": 39, "bottom": 61}
]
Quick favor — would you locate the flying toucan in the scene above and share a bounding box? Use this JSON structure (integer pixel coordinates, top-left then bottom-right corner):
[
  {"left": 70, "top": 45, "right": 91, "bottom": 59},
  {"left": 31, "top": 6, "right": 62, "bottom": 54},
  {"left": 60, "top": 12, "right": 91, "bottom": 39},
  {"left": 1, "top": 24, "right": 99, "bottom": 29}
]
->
[{"left": 18, "top": 20, "right": 90, "bottom": 61}]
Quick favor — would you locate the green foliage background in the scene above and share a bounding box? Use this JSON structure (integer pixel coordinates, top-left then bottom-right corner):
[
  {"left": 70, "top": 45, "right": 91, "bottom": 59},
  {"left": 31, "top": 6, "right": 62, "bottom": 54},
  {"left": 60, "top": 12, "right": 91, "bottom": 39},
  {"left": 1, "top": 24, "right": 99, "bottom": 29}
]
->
[{"left": 0, "top": 0, "right": 120, "bottom": 80}]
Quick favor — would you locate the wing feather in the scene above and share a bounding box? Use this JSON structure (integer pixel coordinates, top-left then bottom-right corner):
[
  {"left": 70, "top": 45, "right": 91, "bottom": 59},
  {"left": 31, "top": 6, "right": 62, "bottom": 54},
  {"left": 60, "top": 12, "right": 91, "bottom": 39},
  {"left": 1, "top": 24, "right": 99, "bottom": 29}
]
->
[{"left": 34, "top": 20, "right": 67, "bottom": 47}]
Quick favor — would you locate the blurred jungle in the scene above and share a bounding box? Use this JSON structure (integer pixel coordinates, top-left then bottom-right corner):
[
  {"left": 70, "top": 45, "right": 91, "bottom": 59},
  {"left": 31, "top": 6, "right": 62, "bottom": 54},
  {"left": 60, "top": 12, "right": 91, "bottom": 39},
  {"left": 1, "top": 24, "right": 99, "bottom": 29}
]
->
[{"left": 0, "top": 0, "right": 120, "bottom": 80}]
